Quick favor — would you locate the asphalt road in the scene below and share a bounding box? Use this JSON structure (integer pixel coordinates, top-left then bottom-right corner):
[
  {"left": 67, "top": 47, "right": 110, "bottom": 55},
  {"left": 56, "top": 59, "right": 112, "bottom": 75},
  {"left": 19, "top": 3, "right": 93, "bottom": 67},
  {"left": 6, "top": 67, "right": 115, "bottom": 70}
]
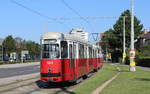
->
[{"left": 0, "top": 63, "right": 40, "bottom": 78}]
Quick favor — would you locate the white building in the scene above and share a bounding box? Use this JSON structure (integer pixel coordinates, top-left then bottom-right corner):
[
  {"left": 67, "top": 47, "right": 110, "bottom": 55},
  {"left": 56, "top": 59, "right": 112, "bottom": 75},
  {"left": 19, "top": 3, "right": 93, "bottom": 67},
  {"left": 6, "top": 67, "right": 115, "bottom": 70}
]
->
[{"left": 69, "top": 28, "right": 88, "bottom": 41}]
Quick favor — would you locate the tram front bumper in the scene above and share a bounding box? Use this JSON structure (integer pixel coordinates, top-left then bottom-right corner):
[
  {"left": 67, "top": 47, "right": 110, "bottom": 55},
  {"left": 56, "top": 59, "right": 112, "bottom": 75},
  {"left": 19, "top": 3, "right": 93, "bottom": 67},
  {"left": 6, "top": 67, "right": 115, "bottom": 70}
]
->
[{"left": 41, "top": 73, "right": 62, "bottom": 82}]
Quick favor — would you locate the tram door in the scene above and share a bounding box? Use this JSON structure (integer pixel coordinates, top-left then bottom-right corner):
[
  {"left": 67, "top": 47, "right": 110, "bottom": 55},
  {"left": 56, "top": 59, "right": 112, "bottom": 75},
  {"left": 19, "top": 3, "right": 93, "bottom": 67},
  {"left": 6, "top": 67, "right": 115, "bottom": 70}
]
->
[
  {"left": 73, "top": 43, "right": 77, "bottom": 80},
  {"left": 69, "top": 43, "right": 76, "bottom": 80}
]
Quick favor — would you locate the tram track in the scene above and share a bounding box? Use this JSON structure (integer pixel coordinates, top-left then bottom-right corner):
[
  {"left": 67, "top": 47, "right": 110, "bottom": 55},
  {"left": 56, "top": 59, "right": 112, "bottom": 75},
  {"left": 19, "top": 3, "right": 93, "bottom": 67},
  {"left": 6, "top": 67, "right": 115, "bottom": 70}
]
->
[
  {"left": 0, "top": 76, "right": 75, "bottom": 94},
  {"left": 0, "top": 77, "right": 39, "bottom": 94}
]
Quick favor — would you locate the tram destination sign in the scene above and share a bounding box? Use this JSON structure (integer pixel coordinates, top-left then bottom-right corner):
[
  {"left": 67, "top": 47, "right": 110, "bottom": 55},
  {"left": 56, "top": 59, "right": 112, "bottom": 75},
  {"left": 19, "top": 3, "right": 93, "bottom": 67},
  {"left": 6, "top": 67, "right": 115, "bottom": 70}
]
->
[{"left": 43, "top": 39, "right": 57, "bottom": 44}]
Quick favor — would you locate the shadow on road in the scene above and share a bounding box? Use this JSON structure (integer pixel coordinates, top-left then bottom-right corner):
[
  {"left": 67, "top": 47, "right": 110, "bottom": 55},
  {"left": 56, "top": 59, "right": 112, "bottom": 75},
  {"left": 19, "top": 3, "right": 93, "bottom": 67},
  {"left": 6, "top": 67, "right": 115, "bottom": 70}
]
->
[
  {"left": 35, "top": 80, "right": 76, "bottom": 94},
  {"left": 54, "top": 87, "right": 75, "bottom": 94}
]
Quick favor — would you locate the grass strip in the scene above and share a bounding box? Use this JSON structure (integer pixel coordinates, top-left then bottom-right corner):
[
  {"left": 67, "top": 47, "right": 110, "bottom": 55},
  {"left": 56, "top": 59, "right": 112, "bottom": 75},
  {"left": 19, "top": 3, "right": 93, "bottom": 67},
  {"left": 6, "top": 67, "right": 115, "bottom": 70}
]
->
[
  {"left": 101, "top": 65, "right": 150, "bottom": 94},
  {"left": 72, "top": 63, "right": 118, "bottom": 94}
]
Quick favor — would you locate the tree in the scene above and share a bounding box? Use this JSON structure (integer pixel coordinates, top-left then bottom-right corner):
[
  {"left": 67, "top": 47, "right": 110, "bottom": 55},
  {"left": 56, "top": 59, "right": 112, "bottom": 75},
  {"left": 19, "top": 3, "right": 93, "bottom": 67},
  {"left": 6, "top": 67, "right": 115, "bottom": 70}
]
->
[
  {"left": 137, "top": 45, "right": 150, "bottom": 58},
  {"left": 3, "top": 35, "right": 16, "bottom": 54},
  {"left": 101, "top": 10, "right": 143, "bottom": 53},
  {"left": 25, "top": 41, "right": 40, "bottom": 59},
  {"left": 100, "top": 10, "right": 143, "bottom": 63},
  {"left": 113, "top": 10, "right": 143, "bottom": 49}
]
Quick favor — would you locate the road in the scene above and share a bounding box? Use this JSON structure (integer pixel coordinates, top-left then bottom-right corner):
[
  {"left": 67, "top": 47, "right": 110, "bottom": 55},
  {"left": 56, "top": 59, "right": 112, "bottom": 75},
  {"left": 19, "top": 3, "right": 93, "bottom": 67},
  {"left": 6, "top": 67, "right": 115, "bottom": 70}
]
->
[
  {"left": 0, "top": 62, "right": 76, "bottom": 94},
  {"left": 0, "top": 64, "right": 40, "bottom": 78},
  {"left": 0, "top": 62, "right": 101, "bottom": 94}
]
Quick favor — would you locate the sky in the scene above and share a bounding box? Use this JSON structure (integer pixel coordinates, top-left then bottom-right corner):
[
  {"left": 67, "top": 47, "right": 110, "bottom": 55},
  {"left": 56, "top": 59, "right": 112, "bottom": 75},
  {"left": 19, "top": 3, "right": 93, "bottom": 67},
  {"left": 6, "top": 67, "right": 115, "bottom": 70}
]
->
[{"left": 0, "top": 0, "right": 150, "bottom": 43}]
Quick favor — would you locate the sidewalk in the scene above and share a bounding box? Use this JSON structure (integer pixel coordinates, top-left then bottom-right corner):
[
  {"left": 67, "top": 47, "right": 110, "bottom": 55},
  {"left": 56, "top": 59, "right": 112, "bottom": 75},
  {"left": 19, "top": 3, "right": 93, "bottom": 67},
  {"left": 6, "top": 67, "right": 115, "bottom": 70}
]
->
[{"left": 0, "top": 62, "right": 40, "bottom": 68}]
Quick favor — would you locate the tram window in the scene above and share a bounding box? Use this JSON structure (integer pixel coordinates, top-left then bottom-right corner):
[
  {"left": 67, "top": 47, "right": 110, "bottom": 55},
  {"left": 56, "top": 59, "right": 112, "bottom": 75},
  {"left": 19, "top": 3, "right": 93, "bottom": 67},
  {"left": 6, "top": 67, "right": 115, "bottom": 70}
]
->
[
  {"left": 79, "top": 44, "right": 84, "bottom": 58},
  {"left": 69, "top": 44, "right": 73, "bottom": 58},
  {"left": 84, "top": 46, "right": 87, "bottom": 58},
  {"left": 89, "top": 47, "right": 92, "bottom": 58},
  {"left": 61, "top": 41, "right": 68, "bottom": 58},
  {"left": 42, "top": 44, "right": 60, "bottom": 59},
  {"left": 92, "top": 49, "right": 94, "bottom": 58}
]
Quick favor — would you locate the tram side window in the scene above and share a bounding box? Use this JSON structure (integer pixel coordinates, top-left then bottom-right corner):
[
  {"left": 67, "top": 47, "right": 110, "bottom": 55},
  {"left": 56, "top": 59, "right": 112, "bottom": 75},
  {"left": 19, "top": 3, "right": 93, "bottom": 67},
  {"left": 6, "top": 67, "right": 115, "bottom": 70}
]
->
[
  {"left": 89, "top": 47, "right": 92, "bottom": 58},
  {"left": 79, "top": 44, "right": 84, "bottom": 58},
  {"left": 84, "top": 46, "right": 87, "bottom": 58},
  {"left": 69, "top": 44, "right": 73, "bottom": 59},
  {"left": 93, "top": 49, "right": 95, "bottom": 58},
  {"left": 61, "top": 41, "right": 68, "bottom": 58}
]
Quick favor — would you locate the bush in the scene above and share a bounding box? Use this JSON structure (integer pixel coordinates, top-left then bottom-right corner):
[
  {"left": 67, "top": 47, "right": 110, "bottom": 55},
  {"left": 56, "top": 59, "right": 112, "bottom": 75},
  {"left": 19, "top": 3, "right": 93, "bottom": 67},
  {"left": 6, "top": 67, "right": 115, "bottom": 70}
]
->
[
  {"left": 136, "top": 45, "right": 150, "bottom": 67},
  {"left": 136, "top": 58, "right": 150, "bottom": 67}
]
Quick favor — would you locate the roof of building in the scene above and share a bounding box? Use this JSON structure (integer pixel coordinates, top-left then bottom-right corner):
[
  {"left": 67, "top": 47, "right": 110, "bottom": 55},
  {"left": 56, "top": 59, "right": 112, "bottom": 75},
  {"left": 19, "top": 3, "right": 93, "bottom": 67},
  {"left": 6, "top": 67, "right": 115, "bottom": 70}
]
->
[
  {"left": 144, "top": 32, "right": 150, "bottom": 39},
  {"left": 138, "top": 30, "right": 150, "bottom": 39}
]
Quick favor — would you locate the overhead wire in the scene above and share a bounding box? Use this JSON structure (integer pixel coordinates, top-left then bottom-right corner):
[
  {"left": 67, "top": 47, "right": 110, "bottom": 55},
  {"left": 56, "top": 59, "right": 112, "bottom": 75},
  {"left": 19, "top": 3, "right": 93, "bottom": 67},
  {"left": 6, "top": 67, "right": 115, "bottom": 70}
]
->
[
  {"left": 60, "top": 0, "right": 95, "bottom": 32},
  {"left": 50, "top": 16, "right": 118, "bottom": 21},
  {"left": 10, "top": 0, "right": 70, "bottom": 28}
]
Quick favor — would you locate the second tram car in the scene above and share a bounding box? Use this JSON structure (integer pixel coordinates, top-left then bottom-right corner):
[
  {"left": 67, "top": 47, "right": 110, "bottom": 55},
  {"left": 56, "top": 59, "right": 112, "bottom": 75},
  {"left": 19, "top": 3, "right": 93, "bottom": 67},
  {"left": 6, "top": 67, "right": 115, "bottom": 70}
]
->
[{"left": 40, "top": 32, "right": 103, "bottom": 83}]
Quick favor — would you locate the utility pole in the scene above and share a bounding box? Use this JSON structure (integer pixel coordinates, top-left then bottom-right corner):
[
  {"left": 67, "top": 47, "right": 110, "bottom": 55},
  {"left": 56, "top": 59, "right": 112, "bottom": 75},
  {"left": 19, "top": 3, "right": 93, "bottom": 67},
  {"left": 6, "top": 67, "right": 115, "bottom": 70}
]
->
[
  {"left": 130, "top": 0, "right": 136, "bottom": 72},
  {"left": 106, "top": 46, "right": 108, "bottom": 63},
  {"left": 122, "top": 16, "right": 126, "bottom": 64}
]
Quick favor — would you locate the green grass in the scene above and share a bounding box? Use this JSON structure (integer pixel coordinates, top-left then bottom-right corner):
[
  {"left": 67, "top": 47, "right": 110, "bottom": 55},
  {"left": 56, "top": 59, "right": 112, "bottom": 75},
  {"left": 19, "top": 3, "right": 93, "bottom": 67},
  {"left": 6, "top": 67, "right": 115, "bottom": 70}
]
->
[
  {"left": 72, "top": 63, "right": 118, "bottom": 94},
  {"left": 101, "top": 66, "right": 150, "bottom": 94}
]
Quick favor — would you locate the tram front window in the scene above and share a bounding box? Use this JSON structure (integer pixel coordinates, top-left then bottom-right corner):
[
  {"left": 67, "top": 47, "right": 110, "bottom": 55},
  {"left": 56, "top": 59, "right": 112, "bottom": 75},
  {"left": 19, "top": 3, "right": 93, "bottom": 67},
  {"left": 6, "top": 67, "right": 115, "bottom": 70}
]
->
[{"left": 42, "top": 44, "right": 60, "bottom": 59}]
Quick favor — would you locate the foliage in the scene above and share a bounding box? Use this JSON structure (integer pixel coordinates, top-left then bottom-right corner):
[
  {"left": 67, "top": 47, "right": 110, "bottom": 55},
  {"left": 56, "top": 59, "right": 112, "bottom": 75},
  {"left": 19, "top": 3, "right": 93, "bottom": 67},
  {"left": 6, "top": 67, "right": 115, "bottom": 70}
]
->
[
  {"left": 113, "top": 10, "right": 143, "bottom": 49},
  {"left": 25, "top": 41, "right": 40, "bottom": 59},
  {"left": 135, "top": 45, "right": 150, "bottom": 67},
  {"left": 137, "top": 58, "right": 150, "bottom": 67},
  {"left": 3, "top": 35, "right": 16, "bottom": 54},
  {"left": 2, "top": 35, "right": 40, "bottom": 60},
  {"left": 137, "top": 45, "right": 150, "bottom": 58}
]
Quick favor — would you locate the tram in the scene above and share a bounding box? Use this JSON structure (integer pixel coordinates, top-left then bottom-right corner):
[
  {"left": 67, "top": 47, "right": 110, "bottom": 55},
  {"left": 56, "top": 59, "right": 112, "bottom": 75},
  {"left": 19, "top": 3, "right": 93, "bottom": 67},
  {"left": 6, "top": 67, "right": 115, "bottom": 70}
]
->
[{"left": 40, "top": 32, "right": 103, "bottom": 83}]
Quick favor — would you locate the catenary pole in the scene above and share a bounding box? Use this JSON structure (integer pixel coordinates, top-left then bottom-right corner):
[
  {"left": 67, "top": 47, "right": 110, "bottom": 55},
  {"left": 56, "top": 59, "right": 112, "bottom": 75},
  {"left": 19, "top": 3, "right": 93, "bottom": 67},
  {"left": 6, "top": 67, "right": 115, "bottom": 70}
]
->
[{"left": 130, "top": 0, "right": 136, "bottom": 71}]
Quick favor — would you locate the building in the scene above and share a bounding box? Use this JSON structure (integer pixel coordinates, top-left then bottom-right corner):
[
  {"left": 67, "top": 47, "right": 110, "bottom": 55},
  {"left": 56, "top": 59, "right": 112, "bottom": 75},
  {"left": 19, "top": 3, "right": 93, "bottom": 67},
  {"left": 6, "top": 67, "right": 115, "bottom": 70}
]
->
[
  {"left": 0, "top": 39, "right": 3, "bottom": 61},
  {"left": 69, "top": 28, "right": 88, "bottom": 41},
  {"left": 135, "top": 29, "right": 150, "bottom": 48}
]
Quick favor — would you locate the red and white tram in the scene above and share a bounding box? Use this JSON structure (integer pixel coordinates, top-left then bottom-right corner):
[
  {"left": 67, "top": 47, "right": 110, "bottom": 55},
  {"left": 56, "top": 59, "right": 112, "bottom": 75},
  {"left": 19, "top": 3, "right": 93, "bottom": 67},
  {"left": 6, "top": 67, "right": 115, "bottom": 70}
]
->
[{"left": 40, "top": 32, "right": 103, "bottom": 83}]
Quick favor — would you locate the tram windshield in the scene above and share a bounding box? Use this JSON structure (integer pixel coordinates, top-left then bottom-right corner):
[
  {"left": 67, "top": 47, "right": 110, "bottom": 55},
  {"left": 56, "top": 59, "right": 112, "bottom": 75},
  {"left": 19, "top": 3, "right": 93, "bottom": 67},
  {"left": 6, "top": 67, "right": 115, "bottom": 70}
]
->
[{"left": 42, "top": 44, "right": 60, "bottom": 59}]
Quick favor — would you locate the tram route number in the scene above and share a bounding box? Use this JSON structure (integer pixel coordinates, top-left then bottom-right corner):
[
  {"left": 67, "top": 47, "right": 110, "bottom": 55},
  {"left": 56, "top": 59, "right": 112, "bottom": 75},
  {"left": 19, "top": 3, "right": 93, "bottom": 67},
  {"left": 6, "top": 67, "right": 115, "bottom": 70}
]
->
[{"left": 47, "top": 62, "right": 53, "bottom": 64}]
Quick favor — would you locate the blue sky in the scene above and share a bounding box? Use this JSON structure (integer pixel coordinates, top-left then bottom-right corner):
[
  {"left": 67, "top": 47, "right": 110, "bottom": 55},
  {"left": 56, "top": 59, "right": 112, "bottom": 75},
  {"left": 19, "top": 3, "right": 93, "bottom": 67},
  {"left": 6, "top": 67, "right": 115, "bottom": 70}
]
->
[{"left": 0, "top": 0, "right": 149, "bottom": 42}]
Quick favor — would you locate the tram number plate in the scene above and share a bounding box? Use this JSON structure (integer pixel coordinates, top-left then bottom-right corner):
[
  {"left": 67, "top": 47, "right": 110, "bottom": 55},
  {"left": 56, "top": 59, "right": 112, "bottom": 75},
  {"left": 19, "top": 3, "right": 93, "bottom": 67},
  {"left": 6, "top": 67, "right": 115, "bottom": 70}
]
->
[{"left": 47, "top": 62, "right": 53, "bottom": 64}]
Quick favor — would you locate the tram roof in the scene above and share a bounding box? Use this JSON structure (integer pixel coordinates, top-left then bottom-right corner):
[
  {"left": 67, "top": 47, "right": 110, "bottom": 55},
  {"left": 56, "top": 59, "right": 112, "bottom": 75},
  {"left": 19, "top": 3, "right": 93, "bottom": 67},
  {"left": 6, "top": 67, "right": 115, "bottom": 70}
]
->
[{"left": 41, "top": 32, "right": 94, "bottom": 45}]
